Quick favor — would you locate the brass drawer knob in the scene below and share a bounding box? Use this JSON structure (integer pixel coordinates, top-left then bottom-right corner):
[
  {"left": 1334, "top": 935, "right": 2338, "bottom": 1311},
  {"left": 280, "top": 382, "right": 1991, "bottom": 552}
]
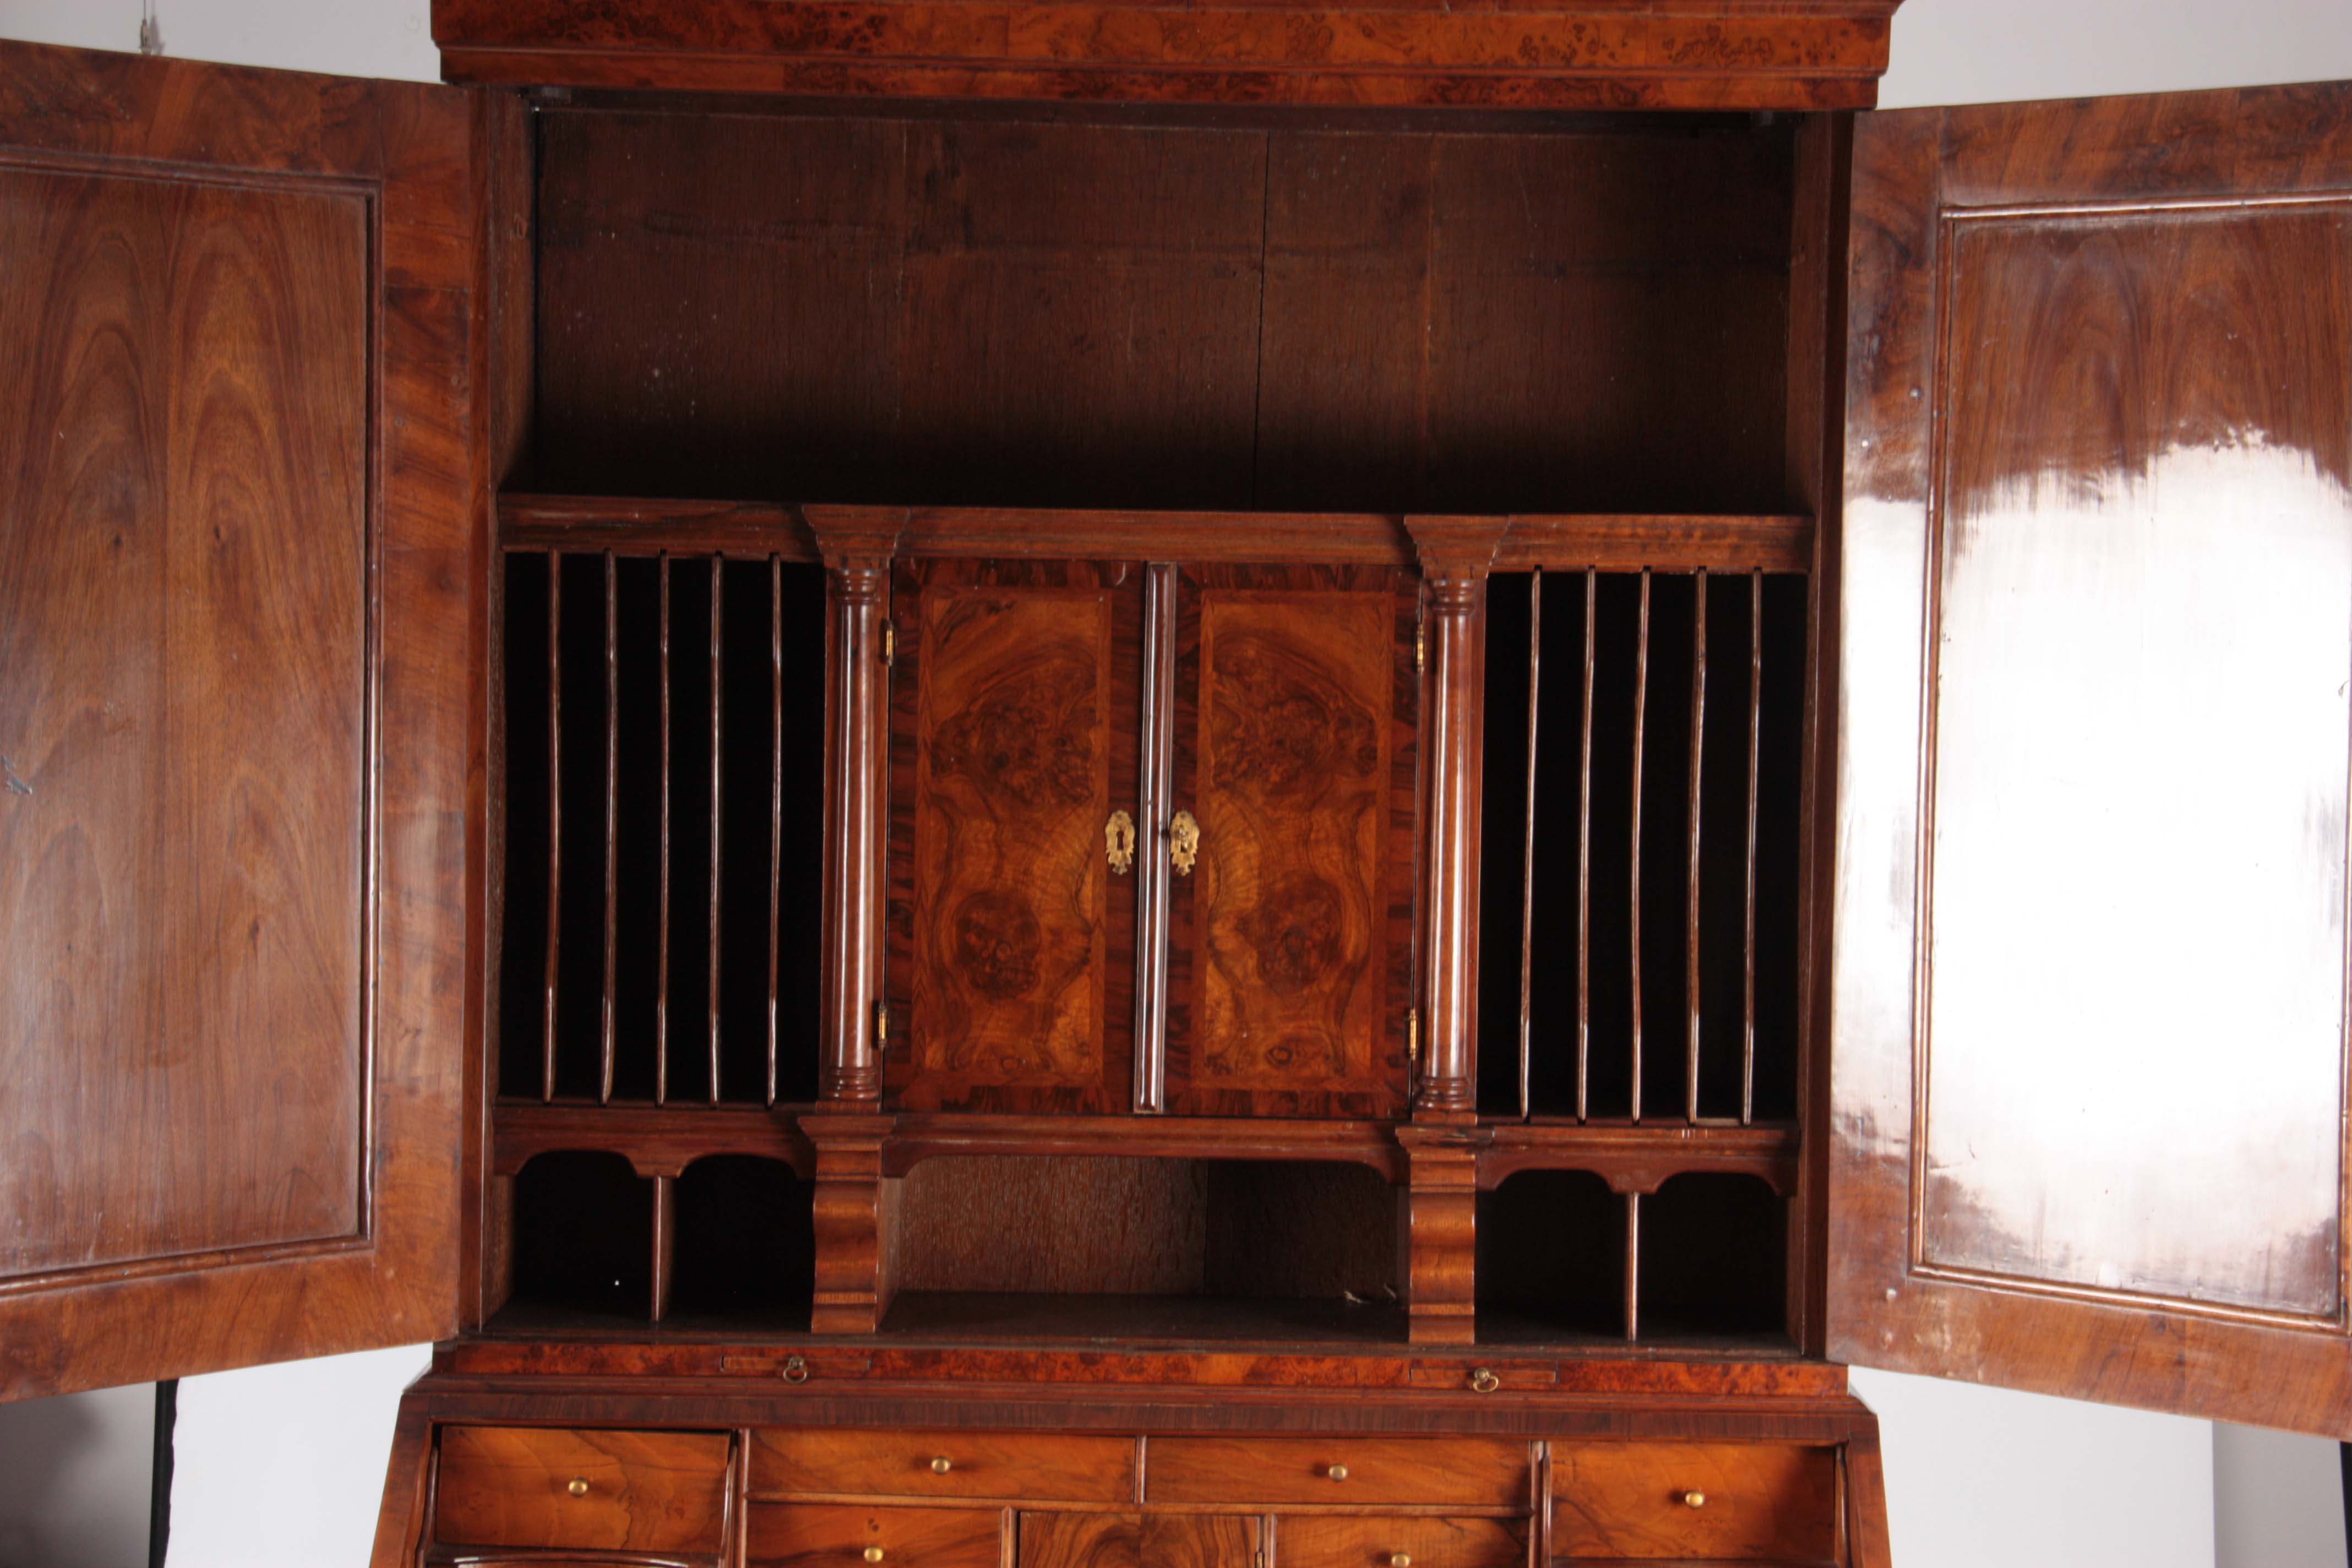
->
[
  {"left": 1469, "top": 1367, "right": 1500, "bottom": 1393},
  {"left": 567, "top": 1477, "right": 590, "bottom": 1498},
  {"left": 1326, "top": 1463, "right": 1349, "bottom": 1482},
  {"left": 1390, "top": 1554, "right": 1412, "bottom": 1567},
  {"left": 930, "top": 1456, "right": 953, "bottom": 1474},
  {"left": 865, "top": 1548, "right": 886, "bottom": 1562},
  {"left": 1680, "top": 1490, "right": 1707, "bottom": 1510}
]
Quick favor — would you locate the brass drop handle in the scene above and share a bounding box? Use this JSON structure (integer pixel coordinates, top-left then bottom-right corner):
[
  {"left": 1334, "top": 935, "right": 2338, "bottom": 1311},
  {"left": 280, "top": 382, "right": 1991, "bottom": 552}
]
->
[
  {"left": 1469, "top": 1366, "right": 1500, "bottom": 1393},
  {"left": 930, "top": 1456, "right": 953, "bottom": 1474},
  {"left": 1107, "top": 810, "right": 1137, "bottom": 874},
  {"left": 865, "top": 1548, "right": 886, "bottom": 1562},
  {"left": 1680, "top": 1490, "right": 1707, "bottom": 1510},
  {"left": 781, "top": 1354, "right": 810, "bottom": 1384},
  {"left": 567, "top": 1477, "right": 590, "bottom": 1498},
  {"left": 1326, "top": 1463, "right": 1350, "bottom": 1482},
  {"left": 1169, "top": 810, "right": 1201, "bottom": 876}
]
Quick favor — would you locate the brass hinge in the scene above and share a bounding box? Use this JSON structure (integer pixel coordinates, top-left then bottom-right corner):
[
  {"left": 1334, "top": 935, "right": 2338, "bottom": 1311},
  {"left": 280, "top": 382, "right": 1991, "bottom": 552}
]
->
[
  {"left": 1406, "top": 1007, "right": 1420, "bottom": 1066},
  {"left": 873, "top": 999, "right": 890, "bottom": 1050},
  {"left": 1414, "top": 613, "right": 1426, "bottom": 676},
  {"left": 883, "top": 623, "right": 896, "bottom": 667}
]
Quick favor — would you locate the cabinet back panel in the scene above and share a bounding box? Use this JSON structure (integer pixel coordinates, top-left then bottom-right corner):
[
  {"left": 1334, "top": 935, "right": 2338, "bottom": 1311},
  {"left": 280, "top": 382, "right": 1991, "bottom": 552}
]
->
[{"left": 532, "top": 107, "right": 1794, "bottom": 514}]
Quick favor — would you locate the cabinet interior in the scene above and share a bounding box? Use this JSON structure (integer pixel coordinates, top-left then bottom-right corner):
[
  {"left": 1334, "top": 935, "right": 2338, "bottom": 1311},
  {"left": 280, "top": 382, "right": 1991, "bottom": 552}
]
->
[{"left": 484, "top": 91, "right": 1831, "bottom": 1358}]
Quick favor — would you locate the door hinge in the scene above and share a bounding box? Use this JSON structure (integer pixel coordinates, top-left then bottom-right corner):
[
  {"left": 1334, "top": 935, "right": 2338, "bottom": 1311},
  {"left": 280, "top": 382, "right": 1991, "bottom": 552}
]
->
[
  {"left": 1414, "top": 613, "right": 1426, "bottom": 676},
  {"left": 873, "top": 999, "right": 890, "bottom": 1052},
  {"left": 882, "top": 623, "right": 896, "bottom": 667},
  {"left": 1406, "top": 1006, "right": 1420, "bottom": 1066}
]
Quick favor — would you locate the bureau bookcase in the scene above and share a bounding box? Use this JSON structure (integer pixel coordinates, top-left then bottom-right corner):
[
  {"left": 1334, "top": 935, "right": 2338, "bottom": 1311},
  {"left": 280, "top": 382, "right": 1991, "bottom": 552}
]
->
[{"left": 3, "top": 10, "right": 2350, "bottom": 1566}]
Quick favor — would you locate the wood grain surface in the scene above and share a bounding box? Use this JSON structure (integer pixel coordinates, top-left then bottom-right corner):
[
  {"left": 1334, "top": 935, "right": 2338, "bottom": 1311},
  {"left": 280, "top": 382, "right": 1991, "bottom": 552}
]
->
[
  {"left": 433, "top": 0, "right": 1899, "bottom": 111},
  {"left": 1146, "top": 1437, "right": 1526, "bottom": 1506},
  {"left": 0, "top": 37, "right": 481, "bottom": 1401},
  {"left": 889, "top": 562, "right": 1142, "bottom": 1112},
  {"left": 1273, "top": 1514, "right": 1525, "bottom": 1568},
  {"left": 1549, "top": 1441, "right": 1834, "bottom": 1560},
  {"left": 749, "top": 1503, "right": 1004, "bottom": 1568},
  {"left": 1019, "top": 1512, "right": 1261, "bottom": 1568},
  {"left": 530, "top": 109, "right": 1798, "bottom": 519},
  {"left": 753, "top": 1428, "right": 1135, "bottom": 1501},
  {"left": 1832, "top": 78, "right": 2352, "bottom": 1439},
  {"left": 434, "top": 1425, "right": 732, "bottom": 1552},
  {"left": 1168, "top": 568, "right": 1417, "bottom": 1118}
]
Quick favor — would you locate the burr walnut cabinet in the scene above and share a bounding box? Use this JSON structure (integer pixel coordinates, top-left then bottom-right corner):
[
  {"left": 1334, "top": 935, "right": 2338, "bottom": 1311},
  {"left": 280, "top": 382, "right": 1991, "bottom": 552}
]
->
[{"left": 4, "top": 7, "right": 2352, "bottom": 1564}]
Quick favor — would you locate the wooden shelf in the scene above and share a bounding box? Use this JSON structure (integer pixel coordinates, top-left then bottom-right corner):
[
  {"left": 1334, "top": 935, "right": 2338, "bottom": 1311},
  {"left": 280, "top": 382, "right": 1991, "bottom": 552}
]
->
[
  {"left": 492, "top": 1102, "right": 1795, "bottom": 1193},
  {"left": 497, "top": 494, "right": 1815, "bottom": 574}
]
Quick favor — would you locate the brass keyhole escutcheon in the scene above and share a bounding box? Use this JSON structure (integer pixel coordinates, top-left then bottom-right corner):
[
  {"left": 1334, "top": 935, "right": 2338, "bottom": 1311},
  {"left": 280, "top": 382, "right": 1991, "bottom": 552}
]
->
[
  {"left": 1680, "top": 1490, "right": 1707, "bottom": 1510},
  {"left": 1106, "top": 810, "right": 1137, "bottom": 875},
  {"left": 1469, "top": 1366, "right": 1500, "bottom": 1394},
  {"left": 1169, "top": 810, "right": 1201, "bottom": 876},
  {"left": 865, "top": 1547, "right": 886, "bottom": 1562},
  {"left": 1326, "top": 1463, "right": 1349, "bottom": 1482},
  {"left": 567, "top": 1477, "right": 590, "bottom": 1498},
  {"left": 930, "top": 1456, "right": 953, "bottom": 1474}
]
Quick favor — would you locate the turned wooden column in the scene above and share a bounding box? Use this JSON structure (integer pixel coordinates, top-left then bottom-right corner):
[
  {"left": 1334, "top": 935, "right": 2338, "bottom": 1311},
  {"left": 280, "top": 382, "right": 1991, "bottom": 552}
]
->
[
  {"left": 1404, "top": 517, "right": 1509, "bottom": 1118},
  {"left": 806, "top": 507, "right": 906, "bottom": 1107}
]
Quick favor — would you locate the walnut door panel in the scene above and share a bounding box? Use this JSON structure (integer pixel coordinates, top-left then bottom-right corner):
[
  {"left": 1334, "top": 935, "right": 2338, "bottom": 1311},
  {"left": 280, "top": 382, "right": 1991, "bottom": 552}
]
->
[
  {"left": 888, "top": 561, "right": 1144, "bottom": 1113},
  {"left": 1020, "top": 1512, "right": 1262, "bottom": 1568},
  {"left": 0, "top": 40, "right": 479, "bottom": 1401},
  {"left": 1164, "top": 567, "right": 1419, "bottom": 1118},
  {"left": 753, "top": 1428, "right": 1137, "bottom": 1502},
  {"left": 1833, "top": 80, "right": 2352, "bottom": 1436},
  {"left": 749, "top": 1504, "right": 1005, "bottom": 1568},
  {"left": 1145, "top": 1437, "right": 1526, "bottom": 1507},
  {"left": 434, "top": 1427, "right": 732, "bottom": 1554},
  {"left": 1274, "top": 1516, "right": 1525, "bottom": 1568},
  {"left": 1549, "top": 1444, "right": 1834, "bottom": 1560}
]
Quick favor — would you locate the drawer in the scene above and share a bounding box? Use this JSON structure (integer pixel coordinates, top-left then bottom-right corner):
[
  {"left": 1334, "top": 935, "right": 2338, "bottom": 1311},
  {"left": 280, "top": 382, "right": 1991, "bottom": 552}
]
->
[
  {"left": 1276, "top": 1516, "right": 1526, "bottom": 1568},
  {"left": 1019, "top": 1511, "right": 1262, "bottom": 1568},
  {"left": 1550, "top": 1444, "right": 1836, "bottom": 1560},
  {"left": 1146, "top": 1438, "right": 1527, "bottom": 1507},
  {"left": 749, "top": 1504, "right": 1004, "bottom": 1568},
  {"left": 434, "top": 1425, "right": 731, "bottom": 1554},
  {"left": 754, "top": 1429, "right": 1136, "bottom": 1502}
]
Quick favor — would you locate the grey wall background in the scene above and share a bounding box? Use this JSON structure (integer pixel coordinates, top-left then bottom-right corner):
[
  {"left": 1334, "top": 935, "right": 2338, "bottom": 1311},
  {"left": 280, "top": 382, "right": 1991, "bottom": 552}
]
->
[{"left": 0, "top": 0, "right": 2348, "bottom": 1561}]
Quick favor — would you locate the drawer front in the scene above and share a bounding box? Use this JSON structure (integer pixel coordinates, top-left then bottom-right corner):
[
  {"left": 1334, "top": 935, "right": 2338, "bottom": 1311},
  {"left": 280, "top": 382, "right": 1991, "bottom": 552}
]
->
[
  {"left": 749, "top": 1504, "right": 1004, "bottom": 1568},
  {"left": 1550, "top": 1444, "right": 1837, "bottom": 1560},
  {"left": 1146, "top": 1438, "right": 1527, "bottom": 1507},
  {"left": 434, "top": 1426, "right": 731, "bottom": 1553},
  {"left": 1020, "top": 1511, "right": 1262, "bottom": 1568},
  {"left": 1276, "top": 1515, "right": 1525, "bottom": 1568},
  {"left": 755, "top": 1429, "right": 1137, "bottom": 1502}
]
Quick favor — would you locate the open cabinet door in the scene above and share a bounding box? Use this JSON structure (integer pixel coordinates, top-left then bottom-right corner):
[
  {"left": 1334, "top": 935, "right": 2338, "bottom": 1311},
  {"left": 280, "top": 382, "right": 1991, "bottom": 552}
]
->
[
  {"left": 1831, "top": 81, "right": 2352, "bottom": 1435},
  {"left": 0, "top": 41, "right": 485, "bottom": 1400}
]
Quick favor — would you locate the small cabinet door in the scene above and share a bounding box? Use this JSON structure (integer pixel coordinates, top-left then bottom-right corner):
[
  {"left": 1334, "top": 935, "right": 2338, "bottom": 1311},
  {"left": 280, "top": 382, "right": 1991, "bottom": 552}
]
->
[
  {"left": 886, "top": 559, "right": 1144, "bottom": 1112},
  {"left": 1833, "top": 80, "right": 2352, "bottom": 1435},
  {"left": 1163, "top": 565, "right": 1420, "bottom": 1118},
  {"left": 0, "top": 42, "right": 483, "bottom": 1398}
]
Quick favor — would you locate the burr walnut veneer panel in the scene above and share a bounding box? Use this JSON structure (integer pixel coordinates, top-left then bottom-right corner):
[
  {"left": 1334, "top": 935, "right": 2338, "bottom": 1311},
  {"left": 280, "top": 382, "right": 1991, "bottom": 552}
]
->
[
  {"left": 1167, "top": 569, "right": 1419, "bottom": 1118},
  {"left": 888, "top": 562, "right": 1144, "bottom": 1113}
]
